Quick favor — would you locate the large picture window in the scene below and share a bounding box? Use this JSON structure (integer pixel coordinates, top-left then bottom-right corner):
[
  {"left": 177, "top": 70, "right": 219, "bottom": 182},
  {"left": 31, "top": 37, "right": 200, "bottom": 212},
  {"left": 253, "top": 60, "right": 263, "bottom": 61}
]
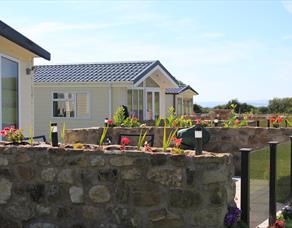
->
[
  {"left": 52, "top": 92, "right": 89, "bottom": 118},
  {"left": 127, "top": 89, "right": 143, "bottom": 120},
  {"left": 1, "top": 56, "right": 18, "bottom": 128}
]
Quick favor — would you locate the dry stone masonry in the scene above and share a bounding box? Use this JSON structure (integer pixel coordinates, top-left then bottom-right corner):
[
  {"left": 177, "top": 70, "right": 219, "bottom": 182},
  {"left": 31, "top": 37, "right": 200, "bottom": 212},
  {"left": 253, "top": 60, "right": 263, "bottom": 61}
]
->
[{"left": 0, "top": 145, "right": 234, "bottom": 228}]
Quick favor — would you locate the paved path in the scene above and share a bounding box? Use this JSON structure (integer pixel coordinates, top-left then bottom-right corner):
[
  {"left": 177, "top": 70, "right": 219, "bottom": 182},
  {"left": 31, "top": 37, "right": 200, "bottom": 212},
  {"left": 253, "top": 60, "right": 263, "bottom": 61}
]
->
[{"left": 234, "top": 177, "right": 284, "bottom": 228}]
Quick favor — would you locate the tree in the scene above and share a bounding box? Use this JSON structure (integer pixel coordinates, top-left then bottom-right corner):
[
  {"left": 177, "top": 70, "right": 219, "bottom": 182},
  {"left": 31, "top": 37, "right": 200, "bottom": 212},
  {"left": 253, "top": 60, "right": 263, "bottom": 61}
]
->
[
  {"left": 193, "top": 104, "right": 203, "bottom": 113},
  {"left": 268, "top": 97, "right": 292, "bottom": 114},
  {"left": 214, "top": 99, "right": 256, "bottom": 113},
  {"left": 258, "top": 106, "right": 269, "bottom": 114}
]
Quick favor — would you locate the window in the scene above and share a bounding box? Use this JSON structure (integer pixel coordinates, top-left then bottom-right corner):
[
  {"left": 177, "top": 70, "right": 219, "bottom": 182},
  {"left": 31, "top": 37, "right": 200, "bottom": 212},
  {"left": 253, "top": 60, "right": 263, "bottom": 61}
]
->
[
  {"left": 1, "top": 56, "right": 18, "bottom": 128},
  {"left": 177, "top": 98, "right": 182, "bottom": 116},
  {"left": 127, "top": 89, "right": 143, "bottom": 120},
  {"left": 183, "top": 99, "right": 193, "bottom": 115},
  {"left": 145, "top": 77, "right": 159, "bottom": 87},
  {"left": 52, "top": 92, "right": 89, "bottom": 118}
]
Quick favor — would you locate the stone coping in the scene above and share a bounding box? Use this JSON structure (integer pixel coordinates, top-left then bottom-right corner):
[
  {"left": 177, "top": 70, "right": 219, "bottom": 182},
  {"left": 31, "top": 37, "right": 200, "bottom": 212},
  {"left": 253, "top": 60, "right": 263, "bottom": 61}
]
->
[{"left": 0, "top": 142, "right": 230, "bottom": 160}]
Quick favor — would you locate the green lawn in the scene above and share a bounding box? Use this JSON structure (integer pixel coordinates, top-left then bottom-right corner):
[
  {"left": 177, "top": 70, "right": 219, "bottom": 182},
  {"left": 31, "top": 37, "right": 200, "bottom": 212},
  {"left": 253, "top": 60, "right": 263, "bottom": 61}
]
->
[{"left": 250, "top": 141, "right": 291, "bottom": 202}]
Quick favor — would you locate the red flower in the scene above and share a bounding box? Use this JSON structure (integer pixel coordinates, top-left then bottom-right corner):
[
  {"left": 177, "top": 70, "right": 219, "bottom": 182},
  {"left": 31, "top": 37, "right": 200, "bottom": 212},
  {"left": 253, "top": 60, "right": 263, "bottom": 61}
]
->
[
  {"left": 195, "top": 118, "right": 201, "bottom": 125},
  {"left": 270, "top": 117, "right": 276, "bottom": 123},
  {"left": 277, "top": 117, "right": 283, "bottom": 123},
  {"left": 273, "top": 220, "right": 285, "bottom": 228},
  {"left": 3, "top": 127, "right": 10, "bottom": 132},
  {"left": 234, "top": 119, "right": 241, "bottom": 125},
  {"left": 107, "top": 119, "right": 113, "bottom": 125},
  {"left": 0, "top": 130, "right": 6, "bottom": 137},
  {"left": 121, "top": 137, "right": 129, "bottom": 145},
  {"left": 174, "top": 138, "right": 182, "bottom": 147}
]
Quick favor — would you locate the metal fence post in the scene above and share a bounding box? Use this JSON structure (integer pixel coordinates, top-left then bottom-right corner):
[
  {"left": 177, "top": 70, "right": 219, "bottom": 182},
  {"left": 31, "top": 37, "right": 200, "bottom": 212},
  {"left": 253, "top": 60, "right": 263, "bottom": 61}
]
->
[
  {"left": 267, "top": 119, "right": 270, "bottom": 128},
  {"left": 240, "top": 148, "right": 252, "bottom": 227},
  {"left": 256, "top": 120, "right": 260, "bottom": 127},
  {"left": 269, "top": 141, "right": 278, "bottom": 226}
]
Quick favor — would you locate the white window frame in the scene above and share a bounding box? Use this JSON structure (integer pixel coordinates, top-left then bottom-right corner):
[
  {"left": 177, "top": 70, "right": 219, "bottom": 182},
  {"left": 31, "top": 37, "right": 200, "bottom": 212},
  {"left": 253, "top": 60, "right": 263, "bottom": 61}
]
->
[
  {"left": 0, "top": 53, "right": 21, "bottom": 129},
  {"left": 51, "top": 91, "right": 90, "bottom": 119},
  {"left": 145, "top": 88, "right": 160, "bottom": 120},
  {"left": 127, "top": 88, "right": 144, "bottom": 120}
]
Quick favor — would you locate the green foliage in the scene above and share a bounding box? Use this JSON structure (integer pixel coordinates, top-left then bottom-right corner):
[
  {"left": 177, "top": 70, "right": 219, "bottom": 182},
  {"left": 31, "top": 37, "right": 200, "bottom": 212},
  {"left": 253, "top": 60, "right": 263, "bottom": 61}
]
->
[
  {"left": 137, "top": 129, "right": 148, "bottom": 150},
  {"left": 99, "top": 127, "right": 108, "bottom": 146},
  {"left": 214, "top": 98, "right": 256, "bottom": 113},
  {"left": 155, "top": 117, "right": 162, "bottom": 127},
  {"left": 28, "top": 125, "right": 33, "bottom": 145},
  {"left": 61, "top": 122, "right": 66, "bottom": 144},
  {"left": 171, "top": 147, "right": 184, "bottom": 155},
  {"left": 177, "top": 80, "right": 186, "bottom": 87},
  {"left": 223, "top": 104, "right": 238, "bottom": 128},
  {"left": 4, "top": 128, "right": 24, "bottom": 143},
  {"left": 121, "top": 116, "right": 140, "bottom": 127},
  {"left": 193, "top": 103, "right": 203, "bottom": 113},
  {"left": 286, "top": 219, "right": 292, "bottom": 228},
  {"left": 163, "top": 120, "right": 178, "bottom": 152},
  {"left": 48, "top": 122, "right": 52, "bottom": 143},
  {"left": 166, "top": 106, "right": 176, "bottom": 127},
  {"left": 176, "top": 116, "right": 193, "bottom": 128},
  {"left": 258, "top": 106, "right": 269, "bottom": 114},
  {"left": 113, "top": 106, "right": 125, "bottom": 126},
  {"left": 268, "top": 97, "right": 292, "bottom": 114}
]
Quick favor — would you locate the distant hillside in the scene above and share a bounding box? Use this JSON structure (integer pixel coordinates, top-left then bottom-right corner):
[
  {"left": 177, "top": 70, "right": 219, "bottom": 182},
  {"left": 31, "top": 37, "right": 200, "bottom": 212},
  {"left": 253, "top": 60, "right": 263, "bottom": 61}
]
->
[{"left": 197, "top": 100, "right": 269, "bottom": 108}]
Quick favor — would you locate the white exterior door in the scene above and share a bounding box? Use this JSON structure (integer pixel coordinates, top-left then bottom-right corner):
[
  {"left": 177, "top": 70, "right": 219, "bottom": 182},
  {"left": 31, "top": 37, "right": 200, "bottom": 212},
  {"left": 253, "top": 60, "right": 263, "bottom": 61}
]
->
[{"left": 146, "top": 89, "right": 160, "bottom": 120}]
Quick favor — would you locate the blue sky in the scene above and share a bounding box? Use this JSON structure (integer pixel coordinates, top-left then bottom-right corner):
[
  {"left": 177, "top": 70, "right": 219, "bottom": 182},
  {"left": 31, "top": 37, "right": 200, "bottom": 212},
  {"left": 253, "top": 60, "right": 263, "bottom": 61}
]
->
[{"left": 1, "top": 1, "right": 292, "bottom": 103}]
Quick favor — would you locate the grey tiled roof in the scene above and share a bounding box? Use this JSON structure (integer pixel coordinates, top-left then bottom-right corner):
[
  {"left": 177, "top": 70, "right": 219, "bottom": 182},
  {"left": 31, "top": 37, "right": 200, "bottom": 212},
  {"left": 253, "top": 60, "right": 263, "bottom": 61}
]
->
[
  {"left": 34, "top": 60, "right": 178, "bottom": 84},
  {"left": 165, "top": 85, "right": 199, "bottom": 95}
]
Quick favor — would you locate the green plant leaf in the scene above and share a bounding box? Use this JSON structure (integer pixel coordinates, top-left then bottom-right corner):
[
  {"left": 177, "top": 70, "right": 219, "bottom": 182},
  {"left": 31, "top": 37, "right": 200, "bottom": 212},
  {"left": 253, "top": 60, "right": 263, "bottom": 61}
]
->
[{"left": 99, "top": 127, "right": 108, "bottom": 146}]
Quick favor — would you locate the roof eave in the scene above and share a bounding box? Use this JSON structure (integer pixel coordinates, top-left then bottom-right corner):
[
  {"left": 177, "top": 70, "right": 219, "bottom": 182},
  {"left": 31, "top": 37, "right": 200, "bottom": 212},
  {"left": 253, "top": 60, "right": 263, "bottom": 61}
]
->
[
  {"left": 133, "top": 60, "right": 179, "bottom": 86},
  {"left": 0, "top": 20, "right": 51, "bottom": 60}
]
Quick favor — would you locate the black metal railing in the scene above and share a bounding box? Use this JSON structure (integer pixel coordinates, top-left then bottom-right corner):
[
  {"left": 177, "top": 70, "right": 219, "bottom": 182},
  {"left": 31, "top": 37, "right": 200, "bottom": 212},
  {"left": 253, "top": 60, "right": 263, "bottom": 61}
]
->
[{"left": 240, "top": 136, "right": 292, "bottom": 227}]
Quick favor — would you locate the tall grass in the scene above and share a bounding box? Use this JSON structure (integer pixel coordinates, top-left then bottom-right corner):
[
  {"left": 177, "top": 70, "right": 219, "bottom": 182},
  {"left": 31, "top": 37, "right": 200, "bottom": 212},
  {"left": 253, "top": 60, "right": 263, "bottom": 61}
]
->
[{"left": 163, "top": 120, "right": 177, "bottom": 151}]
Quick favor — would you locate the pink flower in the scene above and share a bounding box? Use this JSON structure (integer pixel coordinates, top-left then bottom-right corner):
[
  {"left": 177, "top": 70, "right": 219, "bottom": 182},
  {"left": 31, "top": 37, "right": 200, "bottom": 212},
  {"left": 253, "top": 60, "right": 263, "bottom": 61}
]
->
[
  {"left": 195, "top": 119, "right": 201, "bottom": 125},
  {"left": 107, "top": 119, "right": 113, "bottom": 125},
  {"left": 0, "top": 130, "right": 6, "bottom": 137},
  {"left": 234, "top": 119, "right": 241, "bottom": 125},
  {"left": 121, "top": 137, "right": 129, "bottom": 145},
  {"left": 3, "top": 127, "right": 10, "bottom": 131}
]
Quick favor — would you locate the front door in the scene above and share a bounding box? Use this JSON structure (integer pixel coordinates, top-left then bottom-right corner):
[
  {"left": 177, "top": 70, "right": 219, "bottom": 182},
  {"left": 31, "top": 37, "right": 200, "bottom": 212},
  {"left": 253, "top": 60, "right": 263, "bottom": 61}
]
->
[{"left": 146, "top": 90, "right": 160, "bottom": 120}]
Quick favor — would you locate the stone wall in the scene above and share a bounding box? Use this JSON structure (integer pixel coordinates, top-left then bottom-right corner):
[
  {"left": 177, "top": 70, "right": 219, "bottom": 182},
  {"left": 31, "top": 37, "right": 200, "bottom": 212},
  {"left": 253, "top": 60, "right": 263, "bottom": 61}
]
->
[
  {"left": 65, "top": 127, "right": 292, "bottom": 152},
  {"left": 65, "top": 127, "right": 292, "bottom": 173},
  {"left": 0, "top": 145, "right": 234, "bottom": 228}
]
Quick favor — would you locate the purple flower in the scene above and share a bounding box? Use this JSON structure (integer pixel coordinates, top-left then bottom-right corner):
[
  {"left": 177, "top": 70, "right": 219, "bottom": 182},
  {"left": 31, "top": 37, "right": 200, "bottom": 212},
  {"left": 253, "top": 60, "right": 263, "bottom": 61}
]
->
[{"left": 224, "top": 206, "right": 241, "bottom": 226}]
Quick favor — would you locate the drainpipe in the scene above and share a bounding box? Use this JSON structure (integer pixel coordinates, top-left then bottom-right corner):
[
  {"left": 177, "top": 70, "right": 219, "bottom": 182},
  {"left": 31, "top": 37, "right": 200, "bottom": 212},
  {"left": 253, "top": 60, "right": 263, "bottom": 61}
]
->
[
  {"left": 173, "top": 94, "right": 176, "bottom": 110},
  {"left": 108, "top": 83, "right": 112, "bottom": 118}
]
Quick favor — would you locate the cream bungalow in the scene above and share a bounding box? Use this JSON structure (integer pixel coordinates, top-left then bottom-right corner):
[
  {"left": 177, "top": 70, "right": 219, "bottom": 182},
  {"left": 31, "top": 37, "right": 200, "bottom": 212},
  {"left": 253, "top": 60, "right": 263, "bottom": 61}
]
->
[
  {"left": 0, "top": 20, "right": 50, "bottom": 135},
  {"left": 33, "top": 60, "right": 198, "bottom": 137},
  {"left": 165, "top": 85, "right": 198, "bottom": 116}
]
